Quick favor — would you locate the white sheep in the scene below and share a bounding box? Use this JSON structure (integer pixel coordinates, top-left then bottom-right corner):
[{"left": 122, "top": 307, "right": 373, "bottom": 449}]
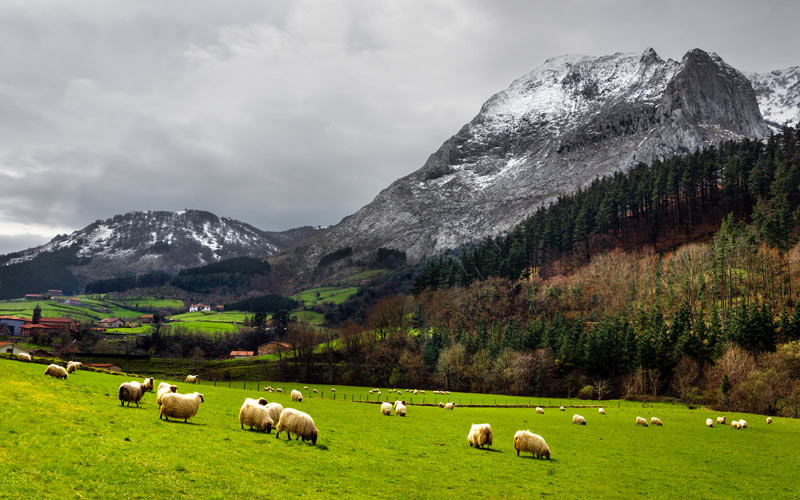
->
[
  {"left": 395, "top": 402, "right": 406, "bottom": 417},
  {"left": 291, "top": 389, "right": 303, "bottom": 402},
  {"left": 313, "top": 388, "right": 318, "bottom": 393},
  {"left": 330, "top": 388, "right": 336, "bottom": 392},
  {"left": 185, "top": 375, "right": 198, "bottom": 384},
  {"left": 468, "top": 424, "right": 493, "bottom": 448},
  {"left": 445, "top": 391, "right": 450, "bottom": 395},
  {"left": 445, "top": 402, "right": 455, "bottom": 410},
  {"left": 265, "top": 402, "right": 284, "bottom": 424},
  {"left": 420, "top": 390, "right": 425, "bottom": 394},
  {"left": 599, "top": 408, "right": 606, "bottom": 415},
  {"left": 264, "top": 386, "right": 274, "bottom": 392},
  {"left": 767, "top": 417, "right": 773, "bottom": 424},
  {"left": 573, "top": 414, "right": 586, "bottom": 425},
  {"left": 413, "top": 389, "right": 418, "bottom": 395},
  {"left": 119, "top": 380, "right": 149, "bottom": 407},
  {"left": 156, "top": 382, "right": 178, "bottom": 406},
  {"left": 717, "top": 416, "right": 726, "bottom": 425},
  {"left": 275, "top": 408, "right": 318, "bottom": 444},
  {"left": 303, "top": 386, "right": 308, "bottom": 390},
  {"left": 66, "top": 361, "right": 79, "bottom": 373},
  {"left": 706, "top": 418, "right": 714, "bottom": 428},
  {"left": 536, "top": 407, "right": 544, "bottom": 414},
  {"left": 650, "top": 417, "right": 663, "bottom": 426},
  {"left": 17, "top": 352, "right": 31, "bottom": 362},
  {"left": 160, "top": 392, "right": 204, "bottom": 422},
  {"left": 513, "top": 430, "right": 550, "bottom": 459},
  {"left": 559, "top": 406, "right": 565, "bottom": 411},
  {"left": 276, "top": 388, "right": 283, "bottom": 393},
  {"left": 239, "top": 398, "right": 273, "bottom": 432},
  {"left": 381, "top": 402, "right": 393, "bottom": 415},
  {"left": 44, "top": 364, "right": 68, "bottom": 379},
  {"left": 439, "top": 402, "right": 445, "bottom": 408},
  {"left": 739, "top": 419, "right": 747, "bottom": 428},
  {"left": 635, "top": 416, "right": 649, "bottom": 427},
  {"left": 731, "top": 421, "right": 741, "bottom": 429}
]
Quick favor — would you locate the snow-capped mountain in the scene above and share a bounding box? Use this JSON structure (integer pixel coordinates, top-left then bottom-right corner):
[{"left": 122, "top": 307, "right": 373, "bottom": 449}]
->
[
  {"left": 746, "top": 66, "right": 800, "bottom": 129},
  {"left": 1, "top": 210, "right": 321, "bottom": 282},
  {"left": 287, "top": 48, "right": 780, "bottom": 272}
]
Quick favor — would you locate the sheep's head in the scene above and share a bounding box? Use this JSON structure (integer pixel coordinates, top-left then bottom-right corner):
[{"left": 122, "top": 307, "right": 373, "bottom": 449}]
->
[
  {"left": 170, "top": 385, "right": 177, "bottom": 393},
  {"left": 309, "top": 426, "right": 318, "bottom": 445},
  {"left": 196, "top": 393, "right": 205, "bottom": 403},
  {"left": 543, "top": 449, "right": 550, "bottom": 460},
  {"left": 258, "top": 398, "right": 268, "bottom": 405}
]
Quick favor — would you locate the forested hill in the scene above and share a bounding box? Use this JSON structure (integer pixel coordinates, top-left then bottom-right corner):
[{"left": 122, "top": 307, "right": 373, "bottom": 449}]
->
[{"left": 414, "top": 125, "right": 800, "bottom": 291}]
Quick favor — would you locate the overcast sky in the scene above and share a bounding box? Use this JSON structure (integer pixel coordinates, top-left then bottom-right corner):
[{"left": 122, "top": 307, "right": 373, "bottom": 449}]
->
[{"left": 1, "top": 0, "right": 798, "bottom": 254}]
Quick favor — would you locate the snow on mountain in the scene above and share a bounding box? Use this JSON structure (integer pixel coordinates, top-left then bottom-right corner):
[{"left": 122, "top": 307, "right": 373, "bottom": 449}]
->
[{"left": 746, "top": 66, "right": 800, "bottom": 128}]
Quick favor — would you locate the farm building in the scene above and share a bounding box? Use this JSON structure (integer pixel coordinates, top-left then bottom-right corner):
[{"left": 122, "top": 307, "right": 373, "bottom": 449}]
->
[
  {"left": 25, "top": 294, "right": 44, "bottom": 300},
  {"left": 0, "top": 315, "right": 28, "bottom": 336},
  {"left": 85, "top": 363, "right": 121, "bottom": 372},
  {"left": 229, "top": 350, "right": 254, "bottom": 359},
  {"left": 139, "top": 315, "right": 154, "bottom": 323},
  {"left": 47, "top": 289, "right": 63, "bottom": 296},
  {"left": 20, "top": 324, "right": 61, "bottom": 337},
  {"left": 39, "top": 318, "right": 80, "bottom": 334},
  {"left": 0, "top": 342, "right": 33, "bottom": 357},
  {"left": 189, "top": 304, "right": 212, "bottom": 312},
  {"left": 98, "top": 318, "right": 125, "bottom": 329}
]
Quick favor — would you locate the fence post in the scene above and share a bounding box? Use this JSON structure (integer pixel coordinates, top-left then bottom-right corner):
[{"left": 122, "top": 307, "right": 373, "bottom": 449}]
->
[
  {"left": 228, "top": 381, "right": 231, "bottom": 388},
  {"left": 333, "top": 393, "right": 336, "bottom": 400}
]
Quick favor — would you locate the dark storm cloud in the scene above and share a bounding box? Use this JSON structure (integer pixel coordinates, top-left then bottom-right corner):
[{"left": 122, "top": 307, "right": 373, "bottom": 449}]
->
[{"left": 0, "top": 0, "right": 798, "bottom": 254}]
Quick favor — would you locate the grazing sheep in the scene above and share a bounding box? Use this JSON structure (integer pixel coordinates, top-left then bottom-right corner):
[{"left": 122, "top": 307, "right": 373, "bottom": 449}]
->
[
  {"left": 560, "top": 406, "right": 565, "bottom": 411},
  {"left": 44, "top": 364, "right": 68, "bottom": 379},
  {"left": 239, "top": 398, "right": 273, "bottom": 432},
  {"left": 265, "top": 402, "right": 284, "bottom": 424},
  {"left": 303, "top": 386, "right": 308, "bottom": 390},
  {"left": 393, "top": 400, "right": 404, "bottom": 410},
  {"left": 513, "top": 430, "right": 550, "bottom": 459},
  {"left": 767, "top": 417, "right": 773, "bottom": 424},
  {"left": 445, "top": 391, "right": 450, "bottom": 395},
  {"left": 264, "top": 386, "right": 274, "bottom": 392},
  {"left": 445, "top": 402, "right": 455, "bottom": 410},
  {"left": 395, "top": 402, "right": 406, "bottom": 417},
  {"left": 66, "top": 361, "right": 79, "bottom": 373},
  {"left": 650, "top": 417, "right": 663, "bottom": 426},
  {"left": 599, "top": 408, "right": 606, "bottom": 415},
  {"left": 330, "top": 388, "right": 336, "bottom": 392},
  {"left": 413, "top": 389, "right": 418, "bottom": 395},
  {"left": 185, "top": 375, "right": 198, "bottom": 384},
  {"left": 439, "top": 402, "right": 445, "bottom": 408},
  {"left": 276, "top": 388, "right": 283, "bottom": 393},
  {"left": 731, "top": 421, "right": 742, "bottom": 429},
  {"left": 142, "top": 377, "right": 154, "bottom": 391},
  {"left": 572, "top": 414, "right": 586, "bottom": 425},
  {"left": 433, "top": 390, "right": 439, "bottom": 395},
  {"left": 717, "top": 416, "right": 726, "bottom": 425},
  {"left": 635, "top": 416, "right": 649, "bottom": 427},
  {"left": 275, "top": 408, "right": 318, "bottom": 444},
  {"left": 119, "top": 381, "right": 149, "bottom": 407},
  {"left": 313, "top": 388, "right": 318, "bottom": 393},
  {"left": 468, "top": 424, "right": 493, "bottom": 448},
  {"left": 420, "top": 390, "right": 425, "bottom": 394},
  {"left": 739, "top": 419, "right": 747, "bottom": 429},
  {"left": 381, "top": 402, "right": 393, "bottom": 415},
  {"left": 706, "top": 418, "right": 714, "bottom": 428},
  {"left": 17, "top": 352, "right": 31, "bottom": 362},
  {"left": 536, "top": 407, "right": 544, "bottom": 414},
  {"left": 160, "top": 392, "right": 204, "bottom": 422},
  {"left": 291, "top": 389, "right": 303, "bottom": 402},
  {"left": 156, "top": 383, "right": 178, "bottom": 406}
]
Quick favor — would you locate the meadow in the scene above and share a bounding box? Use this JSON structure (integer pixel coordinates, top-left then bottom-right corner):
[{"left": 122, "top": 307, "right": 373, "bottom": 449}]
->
[
  {"left": 1, "top": 358, "right": 798, "bottom": 499},
  {"left": 0, "top": 298, "right": 142, "bottom": 323}
]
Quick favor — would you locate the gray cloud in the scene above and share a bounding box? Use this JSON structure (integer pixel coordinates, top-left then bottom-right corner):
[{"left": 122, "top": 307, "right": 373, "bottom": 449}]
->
[{"left": 0, "top": 0, "right": 798, "bottom": 254}]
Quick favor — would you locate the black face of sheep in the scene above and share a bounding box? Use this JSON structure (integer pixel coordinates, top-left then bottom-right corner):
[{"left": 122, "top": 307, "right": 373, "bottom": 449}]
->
[
  {"left": 543, "top": 450, "right": 551, "bottom": 460},
  {"left": 310, "top": 429, "right": 318, "bottom": 445},
  {"left": 258, "top": 398, "right": 267, "bottom": 405}
]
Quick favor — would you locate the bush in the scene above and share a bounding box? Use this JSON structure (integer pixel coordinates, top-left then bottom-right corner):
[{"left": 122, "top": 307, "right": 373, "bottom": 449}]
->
[{"left": 578, "top": 385, "right": 594, "bottom": 399}]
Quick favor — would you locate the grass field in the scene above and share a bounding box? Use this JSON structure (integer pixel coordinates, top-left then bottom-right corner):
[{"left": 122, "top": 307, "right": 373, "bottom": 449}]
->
[
  {"left": 0, "top": 298, "right": 142, "bottom": 323},
  {"left": 293, "top": 286, "right": 358, "bottom": 307},
  {"left": 115, "top": 298, "right": 185, "bottom": 310},
  {"left": 2, "top": 358, "right": 798, "bottom": 499}
]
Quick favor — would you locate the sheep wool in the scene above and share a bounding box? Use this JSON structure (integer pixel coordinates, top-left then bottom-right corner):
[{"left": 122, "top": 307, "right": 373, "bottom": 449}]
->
[
  {"left": 156, "top": 383, "right": 178, "bottom": 406},
  {"left": 381, "top": 402, "right": 393, "bottom": 416},
  {"left": 66, "top": 361, "right": 79, "bottom": 373},
  {"left": 275, "top": 408, "right": 318, "bottom": 445},
  {"left": 265, "top": 402, "right": 284, "bottom": 424},
  {"left": 17, "top": 352, "right": 31, "bottom": 362},
  {"left": 142, "top": 377, "right": 154, "bottom": 392},
  {"left": 731, "top": 421, "right": 741, "bottom": 429},
  {"left": 330, "top": 388, "right": 336, "bottom": 392},
  {"left": 635, "top": 417, "right": 649, "bottom": 427},
  {"left": 468, "top": 424, "right": 493, "bottom": 448},
  {"left": 160, "top": 392, "right": 204, "bottom": 422},
  {"left": 239, "top": 399, "right": 274, "bottom": 432},
  {"left": 395, "top": 402, "right": 406, "bottom": 417},
  {"left": 513, "top": 430, "right": 550, "bottom": 459},
  {"left": 599, "top": 408, "right": 606, "bottom": 415},
  {"left": 706, "top": 418, "right": 714, "bottom": 427},
  {"left": 185, "top": 375, "right": 198, "bottom": 384},
  {"left": 650, "top": 417, "right": 663, "bottom": 426},
  {"left": 44, "top": 364, "right": 68, "bottom": 379},
  {"left": 304, "top": 386, "right": 308, "bottom": 390},
  {"left": 119, "top": 381, "right": 149, "bottom": 407},
  {"left": 717, "top": 416, "right": 726, "bottom": 425},
  {"left": 739, "top": 419, "right": 747, "bottom": 428},
  {"left": 536, "top": 407, "right": 544, "bottom": 414},
  {"left": 559, "top": 406, "right": 565, "bottom": 411},
  {"left": 312, "top": 388, "right": 318, "bottom": 393},
  {"left": 439, "top": 402, "right": 445, "bottom": 408},
  {"left": 276, "top": 388, "right": 283, "bottom": 393},
  {"left": 572, "top": 414, "right": 586, "bottom": 425},
  {"left": 445, "top": 402, "right": 455, "bottom": 411},
  {"left": 767, "top": 417, "right": 773, "bottom": 424},
  {"left": 291, "top": 389, "right": 303, "bottom": 402}
]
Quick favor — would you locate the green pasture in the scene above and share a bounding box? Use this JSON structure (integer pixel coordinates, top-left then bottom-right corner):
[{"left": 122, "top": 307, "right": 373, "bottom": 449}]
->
[
  {"left": 2, "top": 358, "right": 798, "bottom": 499},
  {"left": 290, "top": 309, "right": 325, "bottom": 325},
  {"left": 115, "top": 297, "right": 185, "bottom": 310},
  {"left": 292, "top": 286, "right": 358, "bottom": 306},
  {"left": 341, "top": 269, "right": 388, "bottom": 283},
  {"left": 0, "top": 298, "right": 142, "bottom": 323},
  {"left": 170, "top": 311, "right": 248, "bottom": 323}
]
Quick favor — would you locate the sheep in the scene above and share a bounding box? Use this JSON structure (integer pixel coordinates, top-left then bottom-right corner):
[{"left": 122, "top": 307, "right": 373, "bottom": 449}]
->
[
  {"left": 393, "top": 400, "right": 404, "bottom": 410},
  {"left": 265, "top": 402, "right": 284, "bottom": 424},
  {"left": 572, "top": 414, "right": 586, "bottom": 425},
  {"left": 395, "top": 403, "right": 406, "bottom": 417},
  {"left": 468, "top": 424, "right": 493, "bottom": 448},
  {"left": 536, "top": 407, "right": 544, "bottom": 414},
  {"left": 513, "top": 430, "right": 550, "bottom": 459},
  {"left": 420, "top": 390, "right": 425, "bottom": 394},
  {"left": 239, "top": 398, "right": 273, "bottom": 433},
  {"left": 303, "top": 386, "right": 308, "bottom": 390},
  {"left": 559, "top": 406, "right": 565, "bottom": 411},
  {"left": 17, "top": 352, "right": 31, "bottom": 362},
  {"left": 413, "top": 389, "right": 418, "bottom": 395},
  {"left": 330, "top": 388, "right": 336, "bottom": 392},
  {"left": 313, "top": 388, "right": 318, "bottom": 393},
  {"left": 650, "top": 417, "right": 663, "bottom": 426},
  {"left": 264, "top": 386, "right": 274, "bottom": 392},
  {"left": 739, "top": 419, "right": 747, "bottom": 429},
  {"left": 276, "top": 388, "right": 283, "bottom": 393},
  {"left": 156, "top": 383, "right": 178, "bottom": 406},
  {"left": 439, "top": 402, "right": 445, "bottom": 408},
  {"left": 291, "top": 389, "right": 303, "bottom": 402},
  {"left": 275, "top": 408, "right": 318, "bottom": 444},
  {"left": 44, "top": 364, "right": 68, "bottom": 379},
  {"left": 66, "top": 361, "right": 79, "bottom": 373},
  {"left": 445, "top": 402, "right": 455, "bottom": 410},
  {"left": 717, "top": 416, "right": 726, "bottom": 425},
  {"left": 599, "top": 408, "right": 606, "bottom": 415},
  {"left": 767, "top": 417, "right": 773, "bottom": 424},
  {"left": 142, "top": 377, "right": 154, "bottom": 392},
  {"left": 185, "top": 375, "right": 198, "bottom": 384},
  {"left": 445, "top": 391, "right": 450, "bottom": 395},
  {"left": 119, "top": 381, "right": 149, "bottom": 407},
  {"left": 635, "top": 416, "right": 649, "bottom": 427},
  {"left": 731, "top": 421, "right": 742, "bottom": 429},
  {"left": 706, "top": 418, "right": 714, "bottom": 428},
  {"left": 381, "top": 402, "right": 393, "bottom": 415},
  {"left": 160, "top": 392, "right": 204, "bottom": 422},
  {"left": 433, "top": 390, "right": 440, "bottom": 395}
]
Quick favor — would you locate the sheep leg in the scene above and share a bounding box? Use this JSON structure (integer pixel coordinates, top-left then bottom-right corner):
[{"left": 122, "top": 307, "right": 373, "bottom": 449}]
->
[{"left": 516, "top": 449, "right": 520, "bottom": 457}]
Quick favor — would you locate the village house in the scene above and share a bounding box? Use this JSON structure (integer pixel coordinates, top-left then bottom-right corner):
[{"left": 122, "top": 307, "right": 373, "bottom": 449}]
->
[
  {"left": 98, "top": 318, "right": 125, "bottom": 329},
  {"left": 139, "top": 315, "right": 154, "bottom": 324},
  {"left": 229, "top": 350, "right": 254, "bottom": 359},
  {"left": 0, "top": 342, "right": 34, "bottom": 357},
  {"left": 85, "top": 363, "right": 121, "bottom": 372},
  {"left": 47, "top": 289, "right": 63, "bottom": 296},
  {"left": 61, "top": 297, "right": 83, "bottom": 307},
  {"left": 0, "top": 315, "right": 28, "bottom": 336},
  {"left": 25, "top": 294, "right": 44, "bottom": 300},
  {"left": 38, "top": 318, "right": 80, "bottom": 335},
  {"left": 20, "top": 323, "right": 61, "bottom": 337},
  {"left": 189, "top": 304, "right": 211, "bottom": 312}
]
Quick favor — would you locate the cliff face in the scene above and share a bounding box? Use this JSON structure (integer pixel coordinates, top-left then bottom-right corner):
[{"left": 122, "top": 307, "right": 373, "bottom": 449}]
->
[{"left": 285, "top": 48, "right": 771, "bottom": 274}]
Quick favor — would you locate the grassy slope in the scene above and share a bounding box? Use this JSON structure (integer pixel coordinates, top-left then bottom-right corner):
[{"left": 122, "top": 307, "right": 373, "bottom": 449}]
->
[
  {"left": 0, "top": 299, "right": 142, "bottom": 323},
  {"left": 1, "top": 358, "right": 798, "bottom": 499},
  {"left": 292, "top": 286, "right": 358, "bottom": 306},
  {"left": 115, "top": 298, "right": 185, "bottom": 309}
]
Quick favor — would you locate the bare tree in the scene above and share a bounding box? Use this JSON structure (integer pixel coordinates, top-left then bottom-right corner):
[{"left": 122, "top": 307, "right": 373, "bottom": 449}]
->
[
  {"left": 671, "top": 356, "right": 700, "bottom": 402},
  {"left": 436, "top": 343, "right": 467, "bottom": 391},
  {"left": 593, "top": 378, "right": 611, "bottom": 400}
]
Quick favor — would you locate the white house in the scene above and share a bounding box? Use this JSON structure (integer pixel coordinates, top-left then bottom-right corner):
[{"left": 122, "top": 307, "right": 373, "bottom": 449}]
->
[
  {"left": 189, "top": 304, "right": 212, "bottom": 312},
  {"left": 0, "top": 342, "right": 33, "bottom": 356}
]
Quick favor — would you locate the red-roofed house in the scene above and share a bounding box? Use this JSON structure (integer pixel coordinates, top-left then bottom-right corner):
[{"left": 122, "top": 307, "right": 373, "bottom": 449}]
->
[
  {"left": 189, "top": 304, "right": 211, "bottom": 312},
  {"left": 257, "top": 342, "right": 291, "bottom": 356},
  {"left": 229, "top": 350, "right": 254, "bottom": 359},
  {"left": 98, "top": 318, "right": 125, "bottom": 329},
  {"left": 0, "top": 315, "right": 28, "bottom": 336},
  {"left": 20, "top": 324, "right": 60, "bottom": 337},
  {"left": 0, "top": 342, "right": 33, "bottom": 356},
  {"left": 39, "top": 318, "right": 80, "bottom": 334}
]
